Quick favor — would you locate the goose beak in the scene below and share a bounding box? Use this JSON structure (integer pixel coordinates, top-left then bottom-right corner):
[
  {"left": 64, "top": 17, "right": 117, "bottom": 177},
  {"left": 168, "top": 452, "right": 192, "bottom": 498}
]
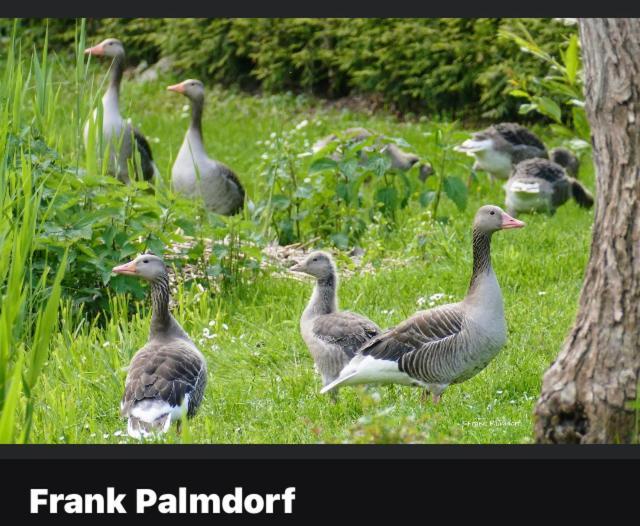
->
[
  {"left": 167, "top": 83, "right": 185, "bottom": 93},
  {"left": 112, "top": 261, "right": 137, "bottom": 276},
  {"left": 501, "top": 213, "right": 526, "bottom": 229},
  {"left": 289, "top": 262, "right": 303, "bottom": 272},
  {"left": 84, "top": 44, "right": 104, "bottom": 56}
]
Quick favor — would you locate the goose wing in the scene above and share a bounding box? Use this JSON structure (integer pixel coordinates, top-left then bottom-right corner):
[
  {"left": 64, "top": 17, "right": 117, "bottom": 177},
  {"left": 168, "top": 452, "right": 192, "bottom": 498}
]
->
[
  {"left": 121, "top": 341, "right": 207, "bottom": 418},
  {"left": 358, "top": 305, "right": 465, "bottom": 364},
  {"left": 313, "top": 312, "right": 381, "bottom": 357},
  {"left": 133, "top": 127, "right": 155, "bottom": 182},
  {"left": 490, "top": 123, "right": 546, "bottom": 151}
]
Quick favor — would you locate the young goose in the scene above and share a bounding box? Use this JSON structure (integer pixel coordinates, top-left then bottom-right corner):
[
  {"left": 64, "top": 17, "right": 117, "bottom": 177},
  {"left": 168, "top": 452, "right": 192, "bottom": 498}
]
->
[
  {"left": 312, "top": 127, "right": 433, "bottom": 181},
  {"left": 455, "top": 122, "right": 548, "bottom": 181},
  {"left": 504, "top": 158, "right": 594, "bottom": 217},
  {"left": 84, "top": 38, "right": 157, "bottom": 184},
  {"left": 320, "top": 205, "right": 525, "bottom": 402},
  {"left": 549, "top": 147, "right": 580, "bottom": 178},
  {"left": 290, "top": 251, "right": 382, "bottom": 394},
  {"left": 112, "top": 254, "right": 207, "bottom": 439},
  {"left": 168, "top": 79, "right": 245, "bottom": 216}
]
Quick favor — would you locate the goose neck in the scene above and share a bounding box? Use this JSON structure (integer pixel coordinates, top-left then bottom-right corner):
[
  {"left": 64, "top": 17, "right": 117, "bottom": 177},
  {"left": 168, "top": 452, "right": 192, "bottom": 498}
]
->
[
  {"left": 189, "top": 96, "right": 205, "bottom": 142},
  {"left": 468, "top": 228, "right": 493, "bottom": 294},
  {"left": 149, "top": 273, "right": 172, "bottom": 334},
  {"left": 305, "top": 274, "right": 338, "bottom": 318},
  {"left": 105, "top": 55, "right": 124, "bottom": 103}
]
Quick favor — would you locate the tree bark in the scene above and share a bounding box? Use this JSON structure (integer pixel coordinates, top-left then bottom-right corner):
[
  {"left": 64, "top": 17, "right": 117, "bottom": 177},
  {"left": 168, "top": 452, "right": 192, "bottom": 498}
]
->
[{"left": 534, "top": 19, "right": 640, "bottom": 443}]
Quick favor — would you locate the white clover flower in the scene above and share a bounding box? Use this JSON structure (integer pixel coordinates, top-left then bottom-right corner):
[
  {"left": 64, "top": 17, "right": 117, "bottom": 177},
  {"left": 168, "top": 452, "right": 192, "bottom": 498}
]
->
[
  {"left": 416, "top": 296, "right": 426, "bottom": 306},
  {"left": 429, "top": 292, "right": 445, "bottom": 301},
  {"left": 295, "top": 119, "right": 309, "bottom": 130}
]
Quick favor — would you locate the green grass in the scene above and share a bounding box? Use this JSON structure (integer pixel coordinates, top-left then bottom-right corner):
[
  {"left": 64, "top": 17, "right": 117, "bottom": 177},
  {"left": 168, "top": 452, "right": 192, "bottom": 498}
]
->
[{"left": 2, "top": 37, "right": 594, "bottom": 444}]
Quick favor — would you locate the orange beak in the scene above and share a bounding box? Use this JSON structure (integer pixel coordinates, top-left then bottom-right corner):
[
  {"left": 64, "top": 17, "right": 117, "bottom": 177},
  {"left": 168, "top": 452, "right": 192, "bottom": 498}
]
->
[
  {"left": 112, "top": 260, "right": 137, "bottom": 276},
  {"left": 501, "top": 212, "right": 526, "bottom": 229},
  {"left": 84, "top": 44, "right": 105, "bottom": 56},
  {"left": 167, "top": 83, "right": 186, "bottom": 93}
]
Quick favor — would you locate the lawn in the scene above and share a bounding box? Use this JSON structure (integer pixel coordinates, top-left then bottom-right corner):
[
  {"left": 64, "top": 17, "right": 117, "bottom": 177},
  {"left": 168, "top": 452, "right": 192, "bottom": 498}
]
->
[{"left": 5, "top": 49, "right": 594, "bottom": 444}]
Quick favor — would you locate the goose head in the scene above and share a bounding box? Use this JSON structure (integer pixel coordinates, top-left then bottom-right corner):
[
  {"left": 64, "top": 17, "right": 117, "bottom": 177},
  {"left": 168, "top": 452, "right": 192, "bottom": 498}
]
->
[
  {"left": 474, "top": 205, "right": 525, "bottom": 233},
  {"left": 84, "top": 38, "right": 125, "bottom": 59},
  {"left": 290, "top": 251, "right": 336, "bottom": 280},
  {"left": 112, "top": 254, "right": 167, "bottom": 282},
  {"left": 167, "top": 79, "right": 205, "bottom": 102}
]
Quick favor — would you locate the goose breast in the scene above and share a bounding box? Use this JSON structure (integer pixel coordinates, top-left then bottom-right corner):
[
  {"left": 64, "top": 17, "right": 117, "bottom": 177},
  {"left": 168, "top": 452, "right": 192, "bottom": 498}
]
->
[{"left": 303, "top": 311, "right": 381, "bottom": 385}]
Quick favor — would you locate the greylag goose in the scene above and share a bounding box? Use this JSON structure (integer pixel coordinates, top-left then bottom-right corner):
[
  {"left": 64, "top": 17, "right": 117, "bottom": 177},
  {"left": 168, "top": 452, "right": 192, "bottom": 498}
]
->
[
  {"left": 320, "top": 205, "right": 525, "bottom": 402},
  {"left": 168, "top": 79, "right": 245, "bottom": 216},
  {"left": 504, "top": 158, "right": 594, "bottom": 217},
  {"left": 455, "top": 122, "right": 547, "bottom": 181},
  {"left": 312, "top": 127, "right": 433, "bottom": 181},
  {"left": 290, "top": 251, "right": 381, "bottom": 395},
  {"left": 549, "top": 147, "right": 580, "bottom": 178},
  {"left": 83, "top": 38, "right": 157, "bottom": 184},
  {"left": 112, "top": 254, "right": 207, "bottom": 439}
]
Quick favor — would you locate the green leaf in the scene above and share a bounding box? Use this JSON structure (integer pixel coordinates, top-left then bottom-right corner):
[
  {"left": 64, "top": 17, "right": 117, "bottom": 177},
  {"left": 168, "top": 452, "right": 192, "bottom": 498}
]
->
[
  {"left": 0, "top": 354, "right": 24, "bottom": 444},
  {"left": 443, "top": 176, "right": 468, "bottom": 211},
  {"left": 564, "top": 34, "right": 579, "bottom": 85},
  {"left": 309, "top": 157, "right": 338, "bottom": 174},
  {"left": 419, "top": 190, "right": 436, "bottom": 208},
  {"left": 535, "top": 96, "right": 562, "bottom": 123}
]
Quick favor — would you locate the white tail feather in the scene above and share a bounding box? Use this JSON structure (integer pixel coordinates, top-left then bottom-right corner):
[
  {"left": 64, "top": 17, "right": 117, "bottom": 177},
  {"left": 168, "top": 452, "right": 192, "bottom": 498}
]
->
[
  {"left": 510, "top": 180, "right": 541, "bottom": 194},
  {"left": 454, "top": 139, "right": 494, "bottom": 154},
  {"left": 320, "top": 370, "right": 358, "bottom": 394}
]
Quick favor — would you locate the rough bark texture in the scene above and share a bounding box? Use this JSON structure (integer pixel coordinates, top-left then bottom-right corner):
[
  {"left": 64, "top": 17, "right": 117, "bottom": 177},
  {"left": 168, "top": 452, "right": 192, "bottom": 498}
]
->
[{"left": 534, "top": 19, "right": 640, "bottom": 443}]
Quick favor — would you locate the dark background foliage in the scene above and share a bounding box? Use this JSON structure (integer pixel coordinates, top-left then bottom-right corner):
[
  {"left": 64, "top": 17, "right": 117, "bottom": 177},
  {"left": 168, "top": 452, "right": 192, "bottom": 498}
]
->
[{"left": 1, "top": 18, "right": 576, "bottom": 122}]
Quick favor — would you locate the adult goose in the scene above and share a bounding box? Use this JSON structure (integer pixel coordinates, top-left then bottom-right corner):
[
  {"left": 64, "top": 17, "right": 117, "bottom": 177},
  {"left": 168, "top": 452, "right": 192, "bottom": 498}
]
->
[
  {"left": 290, "top": 251, "right": 382, "bottom": 395},
  {"left": 504, "top": 158, "right": 594, "bottom": 217},
  {"left": 168, "top": 79, "right": 245, "bottom": 216},
  {"left": 321, "top": 205, "right": 525, "bottom": 402},
  {"left": 313, "top": 127, "right": 434, "bottom": 181},
  {"left": 84, "top": 38, "right": 157, "bottom": 184},
  {"left": 454, "top": 122, "right": 548, "bottom": 181},
  {"left": 112, "top": 254, "right": 207, "bottom": 439}
]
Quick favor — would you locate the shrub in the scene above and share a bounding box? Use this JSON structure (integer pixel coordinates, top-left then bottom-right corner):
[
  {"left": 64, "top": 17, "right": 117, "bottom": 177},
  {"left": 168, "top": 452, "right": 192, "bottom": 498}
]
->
[{"left": 2, "top": 18, "right": 579, "bottom": 122}]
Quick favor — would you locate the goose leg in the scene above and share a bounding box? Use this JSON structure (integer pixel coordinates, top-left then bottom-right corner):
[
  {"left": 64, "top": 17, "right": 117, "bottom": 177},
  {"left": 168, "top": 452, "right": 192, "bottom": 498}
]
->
[
  {"left": 432, "top": 393, "right": 441, "bottom": 405},
  {"left": 176, "top": 420, "right": 182, "bottom": 435}
]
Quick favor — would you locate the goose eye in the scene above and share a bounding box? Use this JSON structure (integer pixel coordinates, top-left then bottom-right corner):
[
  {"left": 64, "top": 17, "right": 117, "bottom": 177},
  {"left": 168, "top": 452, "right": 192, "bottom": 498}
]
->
[
  {"left": 312, "top": 258, "right": 318, "bottom": 262},
  {"left": 143, "top": 259, "right": 149, "bottom": 264},
  {"left": 490, "top": 211, "right": 495, "bottom": 215}
]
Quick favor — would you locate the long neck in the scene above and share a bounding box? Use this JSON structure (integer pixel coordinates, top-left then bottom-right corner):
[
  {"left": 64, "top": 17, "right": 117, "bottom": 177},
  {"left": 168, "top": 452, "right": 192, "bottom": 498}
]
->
[
  {"left": 102, "top": 55, "right": 124, "bottom": 113},
  {"left": 468, "top": 228, "right": 493, "bottom": 294},
  {"left": 149, "top": 273, "right": 172, "bottom": 335},
  {"left": 189, "top": 96, "right": 204, "bottom": 143},
  {"left": 305, "top": 273, "right": 338, "bottom": 318}
]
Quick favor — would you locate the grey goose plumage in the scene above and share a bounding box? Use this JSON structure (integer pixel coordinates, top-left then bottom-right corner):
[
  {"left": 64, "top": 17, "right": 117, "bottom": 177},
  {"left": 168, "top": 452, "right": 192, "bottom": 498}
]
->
[
  {"left": 168, "top": 79, "right": 245, "bottom": 216},
  {"left": 290, "top": 251, "right": 381, "bottom": 394},
  {"left": 112, "top": 254, "right": 207, "bottom": 439},
  {"left": 83, "top": 38, "right": 156, "bottom": 184},
  {"left": 504, "top": 158, "right": 594, "bottom": 217},
  {"left": 455, "top": 122, "right": 548, "bottom": 181},
  {"left": 312, "top": 127, "right": 434, "bottom": 181},
  {"left": 549, "top": 147, "right": 580, "bottom": 178},
  {"left": 321, "top": 206, "right": 525, "bottom": 402}
]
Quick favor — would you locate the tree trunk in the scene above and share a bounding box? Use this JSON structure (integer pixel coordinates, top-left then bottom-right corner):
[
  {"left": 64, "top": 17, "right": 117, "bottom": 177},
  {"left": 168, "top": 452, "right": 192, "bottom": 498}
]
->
[{"left": 534, "top": 19, "right": 640, "bottom": 443}]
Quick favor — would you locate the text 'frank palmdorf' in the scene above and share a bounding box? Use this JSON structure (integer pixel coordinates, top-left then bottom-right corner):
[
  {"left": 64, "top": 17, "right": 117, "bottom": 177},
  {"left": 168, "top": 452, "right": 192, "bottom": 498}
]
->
[{"left": 30, "top": 487, "right": 296, "bottom": 514}]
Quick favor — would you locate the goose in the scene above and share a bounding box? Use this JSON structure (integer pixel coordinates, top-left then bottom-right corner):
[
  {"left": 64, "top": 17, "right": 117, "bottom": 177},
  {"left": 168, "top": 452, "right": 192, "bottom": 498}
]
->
[
  {"left": 168, "top": 79, "right": 245, "bottom": 216},
  {"left": 312, "top": 127, "right": 434, "bottom": 181},
  {"left": 112, "top": 254, "right": 207, "bottom": 439},
  {"left": 84, "top": 38, "right": 157, "bottom": 184},
  {"left": 455, "top": 122, "right": 548, "bottom": 181},
  {"left": 290, "top": 251, "right": 382, "bottom": 396},
  {"left": 320, "top": 205, "right": 525, "bottom": 402},
  {"left": 504, "top": 158, "right": 594, "bottom": 217},
  {"left": 549, "top": 147, "right": 580, "bottom": 178}
]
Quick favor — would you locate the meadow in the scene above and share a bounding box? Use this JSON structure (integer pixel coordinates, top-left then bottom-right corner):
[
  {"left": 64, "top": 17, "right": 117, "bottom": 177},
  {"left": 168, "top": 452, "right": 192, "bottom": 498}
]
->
[{"left": 0, "top": 28, "right": 594, "bottom": 444}]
